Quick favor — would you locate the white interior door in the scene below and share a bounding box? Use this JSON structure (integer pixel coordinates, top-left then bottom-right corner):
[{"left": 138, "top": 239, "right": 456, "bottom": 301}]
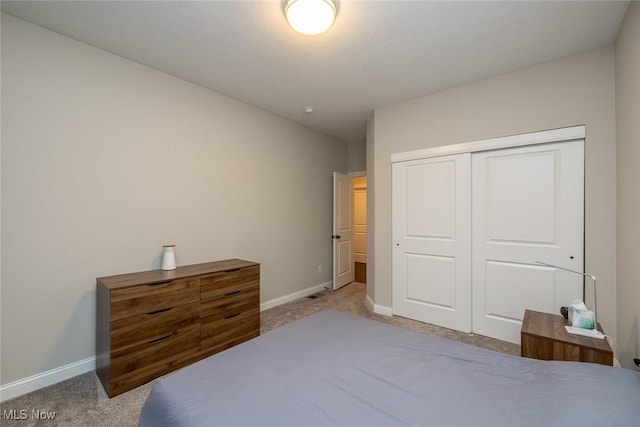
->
[
  {"left": 392, "top": 154, "right": 472, "bottom": 332},
  {"left": 472, "top": 140, "right": 584, "bottom": 343},
  {"left": 333, "top": 172, "right": 354, "bottom": 290}
]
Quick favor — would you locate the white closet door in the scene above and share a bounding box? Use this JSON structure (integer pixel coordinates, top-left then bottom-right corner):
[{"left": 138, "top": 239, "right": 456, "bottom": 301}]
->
[
  {"left": 472, "top": 140, "right": 584, "bottom": 343},
  {"left": 392, "top": 153, "right": 471, "bottom": 332}
]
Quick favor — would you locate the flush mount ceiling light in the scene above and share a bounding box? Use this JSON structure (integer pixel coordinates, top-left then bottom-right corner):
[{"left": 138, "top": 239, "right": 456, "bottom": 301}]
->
[{"left": 285, "top": 0, "right": 336, "bottom": 36}]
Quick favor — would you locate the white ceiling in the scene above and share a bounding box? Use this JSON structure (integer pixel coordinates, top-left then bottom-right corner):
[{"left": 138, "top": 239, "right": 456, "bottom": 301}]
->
[{"left": 1, "top": 1, "right": 630, "bottom": 144}]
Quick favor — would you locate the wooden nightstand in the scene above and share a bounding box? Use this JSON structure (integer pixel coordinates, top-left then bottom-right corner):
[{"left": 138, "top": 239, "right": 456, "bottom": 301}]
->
[{"left": 520, "top": 309, "right": 613, "bottom": 366}]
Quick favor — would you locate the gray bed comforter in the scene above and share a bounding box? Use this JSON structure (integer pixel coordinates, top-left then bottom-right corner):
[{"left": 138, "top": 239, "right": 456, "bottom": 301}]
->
[{"left": 139, "top": 310, "right": 640, "bottom": 426}]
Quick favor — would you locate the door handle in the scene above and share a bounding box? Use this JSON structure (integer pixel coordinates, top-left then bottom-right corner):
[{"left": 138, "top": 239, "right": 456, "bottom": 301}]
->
[{"left": 331, "top": 235, "right": 341, "bottom": 239}]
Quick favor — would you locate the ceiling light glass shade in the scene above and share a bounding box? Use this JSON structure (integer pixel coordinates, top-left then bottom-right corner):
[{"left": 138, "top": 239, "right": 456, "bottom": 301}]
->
[{"left": 285, "top": 0, "right": 336, "bottom": 35}]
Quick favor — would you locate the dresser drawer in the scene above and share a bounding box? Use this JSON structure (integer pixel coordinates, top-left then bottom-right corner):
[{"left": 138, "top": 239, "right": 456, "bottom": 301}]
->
[
  {"left": 110, "top": 325, "right": 200, "bottom": 394},
  {"left": 201, "top": 310, "right": 260, "bottom": 352},
  {"left": 200, "top": 265, "right": 259, "bottom": 300},
  {"left": 111, "top": 302, "right": 200, "bottom": 351},
  {"left": 200, "top": 288, "right": 259, "bottom": 321},
  {"left": 110, "top": 277, "right": 200, "bottom": 321}
]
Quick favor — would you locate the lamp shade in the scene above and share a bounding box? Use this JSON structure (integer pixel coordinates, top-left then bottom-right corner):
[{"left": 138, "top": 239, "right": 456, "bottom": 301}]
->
[{"left": 285, "top": 0, "right": 336, "bottom": 35}]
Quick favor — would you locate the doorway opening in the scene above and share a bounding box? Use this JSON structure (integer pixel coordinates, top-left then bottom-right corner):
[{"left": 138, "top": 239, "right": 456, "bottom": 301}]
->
[
  {"left": 332, "top": 171, "right": 367, "bottom": 289},
  {"left": 353, "top": 175, "right": 367, "bottom": 284}
]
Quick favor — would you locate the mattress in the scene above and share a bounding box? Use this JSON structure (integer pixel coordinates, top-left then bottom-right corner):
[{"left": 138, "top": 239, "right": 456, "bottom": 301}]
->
[{"left": 138, "top": 310, "right": 640, "bottom": 426}]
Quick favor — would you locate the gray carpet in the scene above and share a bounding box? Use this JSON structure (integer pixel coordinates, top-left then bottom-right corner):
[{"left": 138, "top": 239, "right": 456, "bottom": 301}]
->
[{"left": 0, "top": 282, "right": 519, "bottom": 426}]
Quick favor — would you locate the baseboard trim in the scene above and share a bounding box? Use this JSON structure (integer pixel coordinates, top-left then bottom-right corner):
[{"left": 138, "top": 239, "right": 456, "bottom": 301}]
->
[
  {"left": 260, "top": 281, "right": 332, "bottom": 311},
  {"left": 365, "top": 294, "right": 393, "bottom": 316},
  {"left": 0, "top": 356, "right": 96, "bottom": 402}
]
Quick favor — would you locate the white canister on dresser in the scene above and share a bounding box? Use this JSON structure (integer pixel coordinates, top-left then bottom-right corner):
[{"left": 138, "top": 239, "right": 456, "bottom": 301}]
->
[{"left": 161, "top": 244, "right": 176, "bottom": 270}]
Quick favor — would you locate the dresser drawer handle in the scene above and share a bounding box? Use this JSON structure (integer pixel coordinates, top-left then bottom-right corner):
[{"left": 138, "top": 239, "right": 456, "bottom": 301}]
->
[
  {"left": 224, "top": 290, "right": 241, "bottom": 297},
  {"left": 225, "top": 313, "right": 241, "bottom": 320},
  {"left": 147, "top": 307, "right": 172, "bottom": 316},
  {"left": 223, "top": 268, "right": 241, "bottom": 273},
  {"left": 147, "top": 333, "right": 174, "bottom": 344},
  {"left": 147, "top": 280, "right": 172, "bottom": 287}
]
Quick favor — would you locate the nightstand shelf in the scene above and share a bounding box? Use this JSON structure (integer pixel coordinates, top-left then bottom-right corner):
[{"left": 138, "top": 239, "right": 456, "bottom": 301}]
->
[{"left": 520, "top": 309, "right": 613, "bottom": 366}]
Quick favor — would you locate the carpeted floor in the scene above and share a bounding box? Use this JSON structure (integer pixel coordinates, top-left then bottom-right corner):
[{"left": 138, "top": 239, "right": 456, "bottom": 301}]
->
[{"left": 0, "top": 281, "right": 519, "bottom": 426}]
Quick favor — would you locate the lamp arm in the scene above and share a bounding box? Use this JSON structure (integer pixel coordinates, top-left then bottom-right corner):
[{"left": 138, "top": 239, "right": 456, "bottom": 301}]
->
[{"left": 535, "top": 261, "right": 598, "bottom": 328}]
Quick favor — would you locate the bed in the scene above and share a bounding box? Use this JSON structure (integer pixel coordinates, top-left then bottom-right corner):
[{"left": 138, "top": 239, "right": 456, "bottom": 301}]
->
[{"left": 138, "top": 310, "right": 640, "bottom": 426}]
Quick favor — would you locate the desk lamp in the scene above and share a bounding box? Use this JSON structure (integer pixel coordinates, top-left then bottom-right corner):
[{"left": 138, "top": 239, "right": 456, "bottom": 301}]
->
[{"left": 535, "top": 261, "right": 604, "bottom": 339}]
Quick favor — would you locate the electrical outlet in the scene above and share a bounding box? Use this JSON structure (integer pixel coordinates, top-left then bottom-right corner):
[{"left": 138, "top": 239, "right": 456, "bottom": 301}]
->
[{"left": 317, "top": 265, "right": 323, "bottom": 273}]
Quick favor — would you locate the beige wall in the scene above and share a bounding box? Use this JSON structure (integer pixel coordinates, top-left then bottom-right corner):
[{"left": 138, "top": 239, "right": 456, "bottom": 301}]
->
[
  {"left": 370, "top": 47, "right": 618, "bottom": 344},
  {"left": 365, "top": 114, "right": 376, "bottom": 300},
  {"left": 348, "top": 140, "right": 366, "bottom": 173},
  {"left": 1, "top": 14, "right": 347, "bottom": 385},
  {"left": 615, "top": 2, "right": 640, "bottom": 370}
]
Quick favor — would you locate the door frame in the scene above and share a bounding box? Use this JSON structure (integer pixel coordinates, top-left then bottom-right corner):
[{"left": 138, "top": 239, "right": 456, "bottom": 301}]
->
[{"left": 391, "top": 125, "right": 585, "bottom": 163}]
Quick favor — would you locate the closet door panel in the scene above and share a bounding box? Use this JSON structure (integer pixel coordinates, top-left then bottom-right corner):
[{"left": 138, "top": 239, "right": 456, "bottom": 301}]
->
[
  {"left": 484, "top": 261, "right": 557, "bottom": 320},
  {"left": 405, "top": 253, "right": 455, "bottom": 308},
  {"left": 472, "top": 140, "right": 584, "bottom": 343},
  {"left": 393, "top": 153, "right": 471, "bottom": 332},
  {"left": 485, "top": 152, "right": 557, "bottom": 243}
]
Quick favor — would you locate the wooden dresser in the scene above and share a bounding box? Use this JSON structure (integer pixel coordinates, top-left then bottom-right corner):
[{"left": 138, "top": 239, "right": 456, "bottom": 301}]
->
[
  {"left": 96, "top": 259, "right": 260, "bottom": 397},
  {"left": 520, "top": 309, "right": 613, "bottom": 366}
]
